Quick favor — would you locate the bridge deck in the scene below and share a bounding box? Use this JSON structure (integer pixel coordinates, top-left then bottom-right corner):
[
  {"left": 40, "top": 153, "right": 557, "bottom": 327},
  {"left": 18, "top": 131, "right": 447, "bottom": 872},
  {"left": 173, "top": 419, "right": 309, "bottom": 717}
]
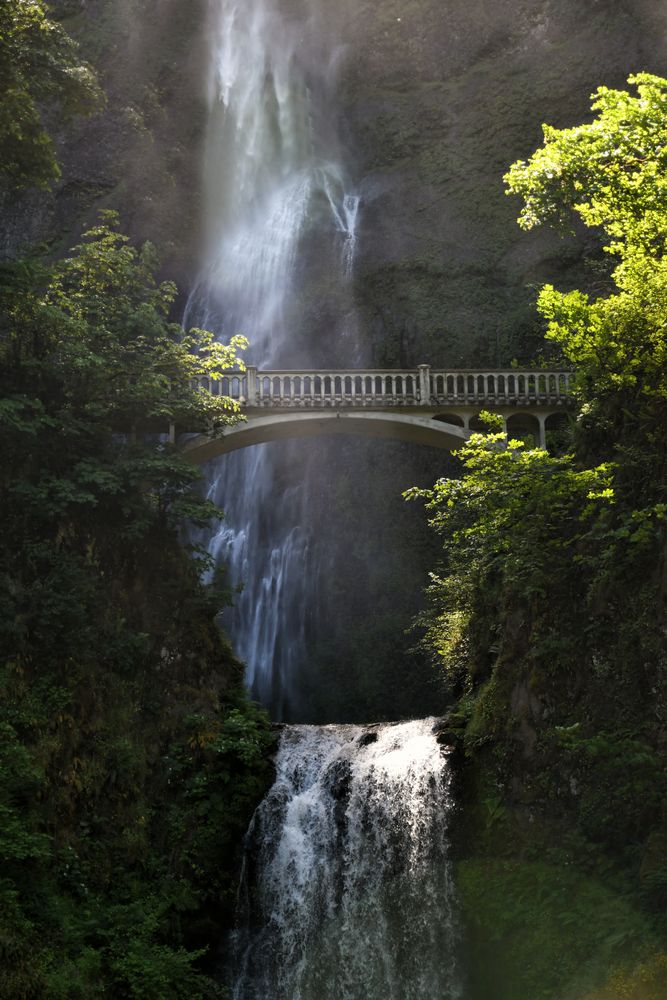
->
[
  {"left": 179, "top": 366, "right": 574, "bottom": 462},
  {"left": 192, "top": 365, "right": 573, "bottom": 409}
]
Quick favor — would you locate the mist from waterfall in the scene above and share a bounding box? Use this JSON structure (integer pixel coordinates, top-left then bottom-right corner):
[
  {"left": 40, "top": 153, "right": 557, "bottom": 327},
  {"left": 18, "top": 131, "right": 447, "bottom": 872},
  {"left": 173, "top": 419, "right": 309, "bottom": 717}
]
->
[
  {"left": 185, "top": 7, "right": 465, "bottom": 995},
  {"left": 185, "top": 0, "right": 360, "bottom": 717},
  {"left": 230, "top": 719, "right": 463, "bottom": 999}
]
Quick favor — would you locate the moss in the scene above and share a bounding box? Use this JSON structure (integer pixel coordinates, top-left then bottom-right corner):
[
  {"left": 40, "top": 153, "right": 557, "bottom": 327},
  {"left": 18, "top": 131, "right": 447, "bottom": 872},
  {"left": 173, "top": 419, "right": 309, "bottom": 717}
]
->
[
  {"left": 457, "top": 858, "right": 656, "bottom": 1000},
  {"left": 582, "top": 955, "right": 667, "bottom": 1000}
]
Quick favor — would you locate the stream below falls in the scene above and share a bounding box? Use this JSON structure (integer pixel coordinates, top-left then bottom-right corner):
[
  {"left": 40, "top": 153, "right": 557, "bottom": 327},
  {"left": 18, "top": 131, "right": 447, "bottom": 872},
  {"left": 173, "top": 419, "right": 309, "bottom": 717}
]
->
[{"left": 228, "top": 719, "right": 463, "bottom": 999}]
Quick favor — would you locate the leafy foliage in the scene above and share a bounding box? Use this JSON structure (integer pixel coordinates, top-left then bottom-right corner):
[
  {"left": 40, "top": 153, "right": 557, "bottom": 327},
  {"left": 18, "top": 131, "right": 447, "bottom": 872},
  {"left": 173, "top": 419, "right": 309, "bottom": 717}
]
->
[
  {"left": 0, "top": 220, "right": 273, "bottom": 997},
  {"left": 505, "top": 74, "right": 667, "bottom": 471},
  {"left": 458, "top": 860, "right": 654, "bottom": 1000},
  {"left": 505, "top": 75, "right": 667, "bottom": 257},
  {"left": 582, "top": 954, "right": 667, "bottom": 1000},
  {"left": 0, "top": 0, "right": 102, "bottom": 187},
  {"left": 406, "top": 423, "right": 618, "bottom": 687},
  {"left": 414, "top": 74, "right": 667, "bottom": 997}
]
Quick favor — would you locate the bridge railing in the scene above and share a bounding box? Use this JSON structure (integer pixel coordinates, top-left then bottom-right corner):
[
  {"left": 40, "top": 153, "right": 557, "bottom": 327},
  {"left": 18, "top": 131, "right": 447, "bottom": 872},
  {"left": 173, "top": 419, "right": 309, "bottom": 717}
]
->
[
  {"left": 430, "top": 370, "right": 573, "bottom": 404},
  {"left": 191, "top": 367, "right": 573, "bottom": 408},
  {"left": 256, "top": 370, "right": 422, "bottom": 406}
]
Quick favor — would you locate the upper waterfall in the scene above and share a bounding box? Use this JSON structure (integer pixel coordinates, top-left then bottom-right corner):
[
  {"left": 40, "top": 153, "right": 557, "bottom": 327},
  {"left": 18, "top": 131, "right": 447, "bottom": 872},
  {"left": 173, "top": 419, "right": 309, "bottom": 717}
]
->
[
  {"left": 186, "top": 0, "right": 358, "bottom": 366},
  {"left": 184, "top": 0, "right": 361, "bottom": 718}
]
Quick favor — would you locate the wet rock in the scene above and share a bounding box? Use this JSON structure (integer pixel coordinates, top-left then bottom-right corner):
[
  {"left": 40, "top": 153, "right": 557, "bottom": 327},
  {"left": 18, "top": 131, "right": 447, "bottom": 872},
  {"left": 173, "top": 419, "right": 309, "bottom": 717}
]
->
[
  {"left": 327, "top": 760, "right": 352, "bottom": 801},
  {"left": 432, "top": 716, "right": 463, "bottom": 747}
]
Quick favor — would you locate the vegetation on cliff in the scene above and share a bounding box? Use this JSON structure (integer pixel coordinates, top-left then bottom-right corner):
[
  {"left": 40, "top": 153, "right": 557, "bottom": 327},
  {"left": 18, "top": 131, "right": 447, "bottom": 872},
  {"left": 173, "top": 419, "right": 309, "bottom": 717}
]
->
[
  {"left": 0, "top": 215, "right": 274, "bottom": 998},
  {"left": 0, "top": 0, "right": 101, "bottom": 188},
  {"left": 411, "top": 73, "right": 667, "bottom": 998},
  {"left": 0, "top": 9, "right": 276, "bottom": 995}
]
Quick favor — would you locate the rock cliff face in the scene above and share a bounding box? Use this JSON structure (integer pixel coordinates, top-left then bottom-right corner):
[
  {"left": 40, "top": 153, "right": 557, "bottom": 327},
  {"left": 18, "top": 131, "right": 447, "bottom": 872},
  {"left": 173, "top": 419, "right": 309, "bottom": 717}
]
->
[
  {"left": 300, "top": 0, "right": 667, "bottom": 719},
  {"left": 339, "top": 0, "right": 667, "bottom": 366},
  {"left": 5, "top": 0, "right": 666, "bottom": 721},
  {"left": 1, "top": 0, "right": 208, "bottom": 294},
  {"left": 7, "top": 0, "right": 666, "bottom": 352}
]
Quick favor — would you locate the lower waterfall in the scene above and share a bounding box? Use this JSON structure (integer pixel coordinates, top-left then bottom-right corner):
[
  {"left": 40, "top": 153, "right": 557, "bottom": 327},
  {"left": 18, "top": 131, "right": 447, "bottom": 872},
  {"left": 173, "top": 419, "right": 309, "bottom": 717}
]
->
[{"left": 230, "top": 718, "right": 462, "bottom": 999}]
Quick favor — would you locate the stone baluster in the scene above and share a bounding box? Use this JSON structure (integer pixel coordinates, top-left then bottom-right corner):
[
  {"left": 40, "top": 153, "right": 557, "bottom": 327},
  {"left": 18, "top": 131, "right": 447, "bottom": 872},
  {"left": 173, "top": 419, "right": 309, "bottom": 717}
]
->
[
  {"left": 246, "top": 365, "right": 258, "bottom": 405},
  {"left": 418, "top": 364, "right": 431, "bottom": 404}
]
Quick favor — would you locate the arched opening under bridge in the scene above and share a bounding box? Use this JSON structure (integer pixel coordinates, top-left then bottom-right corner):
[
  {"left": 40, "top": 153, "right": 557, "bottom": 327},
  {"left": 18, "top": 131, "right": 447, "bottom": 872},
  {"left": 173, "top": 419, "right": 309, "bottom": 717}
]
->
[{"left": 180, "top": 410, "right": 469, "bottom": 464}]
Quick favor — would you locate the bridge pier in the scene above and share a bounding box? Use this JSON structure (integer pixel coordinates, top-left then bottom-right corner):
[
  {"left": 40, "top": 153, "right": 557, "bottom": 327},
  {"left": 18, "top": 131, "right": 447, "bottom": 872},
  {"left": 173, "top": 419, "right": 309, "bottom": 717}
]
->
[{"left": 537, "top": 413, "right": 547, "bottom": 449}]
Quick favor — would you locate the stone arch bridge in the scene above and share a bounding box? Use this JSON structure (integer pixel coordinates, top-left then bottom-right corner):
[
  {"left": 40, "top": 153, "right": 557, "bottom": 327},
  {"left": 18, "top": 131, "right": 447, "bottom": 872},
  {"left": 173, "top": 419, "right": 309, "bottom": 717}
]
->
[{"left": 179, "top": 365, "right": 573, "bottom": 463}]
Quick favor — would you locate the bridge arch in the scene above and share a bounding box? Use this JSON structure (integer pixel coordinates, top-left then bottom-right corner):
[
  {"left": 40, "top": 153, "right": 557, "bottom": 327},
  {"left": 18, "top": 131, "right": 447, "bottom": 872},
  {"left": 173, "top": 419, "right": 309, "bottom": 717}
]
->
[
  {"left": 507, "top": 411, "right": 541, "bottom": 446},
  {"left": 432, "top": 412, "right": 465, "bottom": 428},
  {"left": 180, "top": 410, "right": 469, "bottom": 464}
]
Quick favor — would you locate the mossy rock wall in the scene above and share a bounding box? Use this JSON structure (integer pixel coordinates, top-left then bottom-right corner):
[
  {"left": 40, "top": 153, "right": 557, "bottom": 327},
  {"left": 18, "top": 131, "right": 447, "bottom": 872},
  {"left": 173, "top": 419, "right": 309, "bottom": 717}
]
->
[
  {"left": 8, "top": 0, "right": 667, "bottom": 362},
  {"left": 339, "top": 0, "right": 667, "bottom": 366},
  {"left": 0, "top": 0, "right": 209, "bottom": 292}
]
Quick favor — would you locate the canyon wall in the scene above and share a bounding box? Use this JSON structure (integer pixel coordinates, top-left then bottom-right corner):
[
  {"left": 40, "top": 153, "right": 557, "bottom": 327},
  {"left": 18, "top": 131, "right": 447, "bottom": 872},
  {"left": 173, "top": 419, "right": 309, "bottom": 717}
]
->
[{"left": 5, "top": 0, "right": 665, "bottom": 720}]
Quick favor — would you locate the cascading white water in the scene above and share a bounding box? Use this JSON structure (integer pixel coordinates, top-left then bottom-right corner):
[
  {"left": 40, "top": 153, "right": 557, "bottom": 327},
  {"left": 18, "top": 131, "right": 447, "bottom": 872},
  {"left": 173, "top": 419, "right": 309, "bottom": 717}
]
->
[
  {"left": 185, "top": 0, "right": 359, "bottom": 717},
  {"left": 230, "top": 719, "right": 462, "bottom": 999},
  {"left": 187, "top": 10, "right": 463, "bottom": 992}
]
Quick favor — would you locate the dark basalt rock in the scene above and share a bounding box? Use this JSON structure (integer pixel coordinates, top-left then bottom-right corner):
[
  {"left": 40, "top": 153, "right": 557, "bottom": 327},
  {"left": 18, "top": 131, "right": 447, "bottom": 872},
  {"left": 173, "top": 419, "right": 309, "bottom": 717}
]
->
[{"left": 326, "top": 759, "right": 353, "bottom": 803}]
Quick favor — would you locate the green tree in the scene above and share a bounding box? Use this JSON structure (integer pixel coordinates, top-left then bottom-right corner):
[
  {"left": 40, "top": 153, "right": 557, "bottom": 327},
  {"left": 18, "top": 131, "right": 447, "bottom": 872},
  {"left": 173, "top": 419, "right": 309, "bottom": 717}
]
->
[
  {"left": 411, "top": 78, "right": 667, "bottom": 986},
  {"left": 405, "top": 419, "right": 615, "bottom": 687},
  {"left": 505, "top": 73, "right": 667, "bottom": 475},
  {"left": 1, "top": 213, "right": 248, "bottom": 674},
  {"left": 0, "top": 0, "right": 101, "bottom": 188},
  {"left": 0, "top": 220, "right": 273, "bottom": 998},
  {"left": 414, "top": 73, "right": 667, "bottom": 691}
]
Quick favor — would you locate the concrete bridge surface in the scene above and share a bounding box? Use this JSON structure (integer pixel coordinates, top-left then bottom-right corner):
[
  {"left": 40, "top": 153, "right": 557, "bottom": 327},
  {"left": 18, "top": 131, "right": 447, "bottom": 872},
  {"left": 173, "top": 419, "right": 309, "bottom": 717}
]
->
[{"left": 179, "top": 365, "right": 574, "bottom": 463}]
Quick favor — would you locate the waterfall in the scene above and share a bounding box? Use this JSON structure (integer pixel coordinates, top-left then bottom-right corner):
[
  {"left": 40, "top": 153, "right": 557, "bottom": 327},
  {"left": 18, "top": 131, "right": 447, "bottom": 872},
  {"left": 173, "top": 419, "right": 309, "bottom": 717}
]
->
[
  {"left": 185, "top": 0, "right": 360, "bottom": 718},
  {"left": 187, "top": 9, "right": 464, "bottom": 992},
  {"left": 230, "top": 719, "right": 462, "bottom": 999}
]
